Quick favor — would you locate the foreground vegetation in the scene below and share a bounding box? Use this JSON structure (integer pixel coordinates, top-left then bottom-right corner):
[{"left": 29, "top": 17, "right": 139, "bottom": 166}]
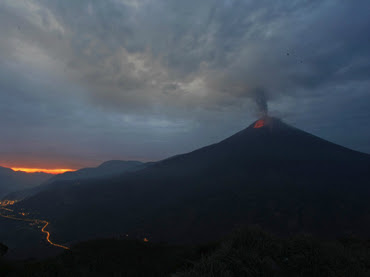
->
[
  {"left": 1, "top": 227, "right": 370, "bottom": 276},
  {"left": 176, "top": 227, "right": 370, "bottom": 277}
]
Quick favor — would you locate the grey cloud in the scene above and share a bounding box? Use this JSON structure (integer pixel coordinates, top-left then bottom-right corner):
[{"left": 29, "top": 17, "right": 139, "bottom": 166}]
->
[{"left": 25, "top": 0, "right": 370, "bottom": 114}]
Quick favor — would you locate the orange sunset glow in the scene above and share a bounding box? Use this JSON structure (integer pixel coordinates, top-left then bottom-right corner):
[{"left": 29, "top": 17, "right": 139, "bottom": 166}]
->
[{"left": 11, "top": 168, "right": 76, "bottom": 174}]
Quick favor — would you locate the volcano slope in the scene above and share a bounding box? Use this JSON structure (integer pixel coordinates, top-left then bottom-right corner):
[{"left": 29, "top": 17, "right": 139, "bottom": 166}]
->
[{"left": 16, "top": 117, "right": 370, "bottom": 244}]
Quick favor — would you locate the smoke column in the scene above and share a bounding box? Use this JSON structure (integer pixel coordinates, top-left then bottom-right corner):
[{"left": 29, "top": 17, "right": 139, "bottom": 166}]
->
[{"left": 252, "top": 88, "right": 268, "bottom": 116}]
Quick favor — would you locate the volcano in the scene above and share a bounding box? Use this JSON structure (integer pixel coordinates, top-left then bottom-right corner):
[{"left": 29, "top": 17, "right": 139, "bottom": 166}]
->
[{"left": 16, "top": 117, "right": 370, "bottom": 244}]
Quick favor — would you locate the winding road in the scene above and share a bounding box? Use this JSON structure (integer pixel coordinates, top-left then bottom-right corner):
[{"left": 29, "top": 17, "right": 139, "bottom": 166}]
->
[{"left": 0, "top": 207, "right": 69, "bottom": 250}]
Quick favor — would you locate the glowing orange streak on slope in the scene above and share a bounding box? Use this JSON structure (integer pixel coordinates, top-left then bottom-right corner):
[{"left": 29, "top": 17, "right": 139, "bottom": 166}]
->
[
  {"left": 11, "top": 168, "right": 75, "bottom": 174},
  {"left": 0, "top": 208, "right": 69, "bottom": 250}
]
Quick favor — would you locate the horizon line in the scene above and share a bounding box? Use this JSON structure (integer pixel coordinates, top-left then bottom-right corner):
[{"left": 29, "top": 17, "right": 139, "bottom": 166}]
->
[{"left": 10, "top": 167, "right": 76, "bottom": 175}]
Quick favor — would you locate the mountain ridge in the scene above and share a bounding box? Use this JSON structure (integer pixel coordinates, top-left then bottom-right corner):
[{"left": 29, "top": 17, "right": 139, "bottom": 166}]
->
[
  {"left": 4, "top": 160, "right": 146, "bottom": 200},
  {"left": 14, "top": 117, "right": 370, "bottom": 244},
  {"left": 0, "top": 166, "right": 52, "bottom": 199},
  {"left": 45, "top": 160, "right": 144, "bottom": 184}
]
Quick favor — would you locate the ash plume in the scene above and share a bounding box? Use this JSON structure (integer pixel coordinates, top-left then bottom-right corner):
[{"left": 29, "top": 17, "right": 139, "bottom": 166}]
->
[{"left": 252, "top": 88, "right": 268, "bottom": 117}]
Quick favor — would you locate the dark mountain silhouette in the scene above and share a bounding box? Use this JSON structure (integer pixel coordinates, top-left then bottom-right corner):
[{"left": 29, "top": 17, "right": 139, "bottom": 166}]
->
[
  {"left": 46, "top": 160, "right": 145, "bottom": 184},
  {"left": 15, "top": 117, "right": 370, "bottom": 244},
  {"left": 0, "top": 167, "right": 52, "bottom": 199},
  {"left": 5, "top": 160, "right": 145, "bottom": 200},
  {"left": 47, "top": 160, "right": 144, "bottom": 184}
]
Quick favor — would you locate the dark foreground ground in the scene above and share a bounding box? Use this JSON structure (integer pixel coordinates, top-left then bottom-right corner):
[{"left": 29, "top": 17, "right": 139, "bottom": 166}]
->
[{"left": 1, "top": 227, "right": 370, "bottom": 277}]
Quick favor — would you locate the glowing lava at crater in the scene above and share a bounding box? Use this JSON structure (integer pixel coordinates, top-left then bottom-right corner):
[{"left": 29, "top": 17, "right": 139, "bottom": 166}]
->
[{"left": 254, "top": 119, "right": 266, "bottom": 128}]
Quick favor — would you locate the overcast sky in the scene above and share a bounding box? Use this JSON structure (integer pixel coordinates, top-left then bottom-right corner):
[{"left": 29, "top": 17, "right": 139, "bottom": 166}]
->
[{"left": 1, "top": 0, "right": 370, "bottom": 169}]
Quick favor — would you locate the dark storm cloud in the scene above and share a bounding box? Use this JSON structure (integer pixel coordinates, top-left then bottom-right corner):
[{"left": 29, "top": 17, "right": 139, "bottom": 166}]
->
[
  {"left": 33, "top": 1, "right": 369, "bottom": 110},
  {"left": 0, "top": 0, "right": 370, "bottom": 167}
]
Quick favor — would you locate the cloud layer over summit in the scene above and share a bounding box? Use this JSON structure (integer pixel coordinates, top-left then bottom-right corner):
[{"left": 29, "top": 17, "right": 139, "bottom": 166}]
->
[{"left": 1, "top": 0, "right": 370, "bottom": 168}]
